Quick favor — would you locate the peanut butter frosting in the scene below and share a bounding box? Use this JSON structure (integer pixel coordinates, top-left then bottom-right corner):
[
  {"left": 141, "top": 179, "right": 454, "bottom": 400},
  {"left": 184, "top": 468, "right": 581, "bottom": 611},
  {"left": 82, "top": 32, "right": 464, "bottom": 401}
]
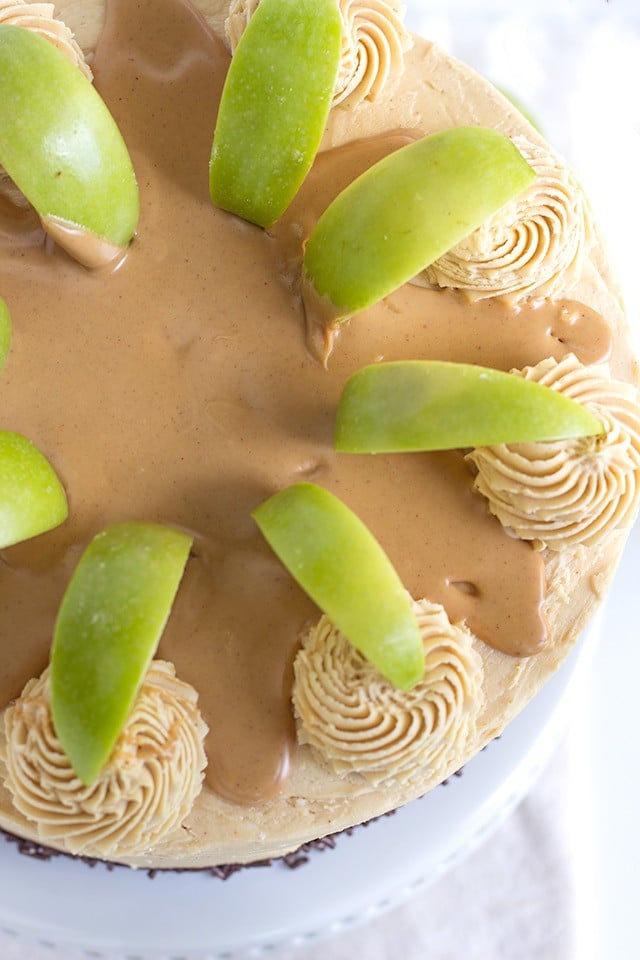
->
[
  {"left": 224, "top": 0, "right": 412, "bottom": 109},
  {"left": 222, "top": 0, "right": 256, "bottom": 49},
  {"left": 0, "top": 0, "right": 91, "bottom": 78},
  {"left": 293, "top": 601, "right": 483, "bottom": 787},
  {"left": 0, "top": 0, "right": 637, "bottom": 870},
  {"left": 418, "top": 136, "right": 586, "bottom": 301},
  {"left": 332, "top": 0, "right": 412, "bottom": 108},
  {"left": 0, "top": 660, "right": 207, "bottom": 858},
  {"left": 468, "top": 354, "right": 640, "bottom": 551}
]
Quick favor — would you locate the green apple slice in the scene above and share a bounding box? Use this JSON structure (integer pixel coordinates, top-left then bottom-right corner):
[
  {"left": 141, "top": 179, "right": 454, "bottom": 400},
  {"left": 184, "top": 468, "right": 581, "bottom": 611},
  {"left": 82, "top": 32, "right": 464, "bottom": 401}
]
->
[
  {"left": 0, "top": 24, "right": 139, "bottom": 267},
  {"left": 252, "top": 482, "right": 424, "bottom": 690},
  {"left": 335, "top": 360, "right": 604, "bottom": 453},
  {"left": 303, "top": 126, "right": 536, "bottom": 318},
  {"left": 0, "top": 431, "right": 68, "bottom": 549},
  {"left": 50, "top": 522, "right": 192, "bottom": 785},
  {"left": 209, "top": 0, "right": 342, "bottom": 228},
  {"left": 0, "top": 297, "right": 11, "bottom": 370}
]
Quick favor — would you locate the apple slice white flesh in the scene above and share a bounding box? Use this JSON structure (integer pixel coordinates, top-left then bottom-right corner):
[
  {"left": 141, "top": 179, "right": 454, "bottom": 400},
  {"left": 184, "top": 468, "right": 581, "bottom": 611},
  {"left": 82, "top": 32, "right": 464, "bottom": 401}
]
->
[
  {"left": 0, "top": 297, "right": 11, "bottom": 370},
  {"left": 209, "top": 0, "right": 341, "bottom": 228},
  {"left": 0, "top": 431, "right": 68, "bottom": 549},
  {"left": 50, "top": 522, "right": 192, "bottom": 785},
  {"left": 335, "top": 360, "right": 604, "bottom": 453},
  {"left": 303, "top": 126, "right": 536, "bottom": 318},
  {"left": 0, "top": 24, "right": 139, "bottom": 266},
  {"left": 252, "top": 483, "right": 424, "bottom": 691}
]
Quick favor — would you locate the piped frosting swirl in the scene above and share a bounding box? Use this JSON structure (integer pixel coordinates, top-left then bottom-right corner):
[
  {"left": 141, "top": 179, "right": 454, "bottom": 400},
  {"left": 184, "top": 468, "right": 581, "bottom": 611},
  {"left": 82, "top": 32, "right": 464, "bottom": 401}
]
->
[
  {"left": 467, "top": 354, "right": 640, "bottom": 550},
  {"left": 332, "top": 0, "right": 412, "bottom": 108},
  {"left": 0, "top": 0, "right": 92, "bottom": 79},
  {"left": 417, "top": 137, "right": 585, "bottom": 301},
  {"left": 293, "top": 600, "right": 483, "bottom": 787},
  {"left": 225, "top": 0, "right": 412, "bottom": 110},
  {"left": 1, "top": 660, "right": 207, "bottom": 858}
]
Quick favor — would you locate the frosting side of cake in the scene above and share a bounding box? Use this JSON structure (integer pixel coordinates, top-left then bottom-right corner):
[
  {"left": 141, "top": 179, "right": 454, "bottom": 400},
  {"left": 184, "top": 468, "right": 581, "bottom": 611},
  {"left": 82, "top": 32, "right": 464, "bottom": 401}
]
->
[{"left": 0, "top": 0, "right": 637, "bottom": 869}]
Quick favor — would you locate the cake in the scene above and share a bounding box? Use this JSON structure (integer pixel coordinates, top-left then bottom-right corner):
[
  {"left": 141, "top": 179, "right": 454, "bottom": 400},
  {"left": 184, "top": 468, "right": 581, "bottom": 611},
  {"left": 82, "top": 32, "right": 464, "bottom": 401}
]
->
[{"left": 0, "top": 0, "right": 638, "bottom": 871}]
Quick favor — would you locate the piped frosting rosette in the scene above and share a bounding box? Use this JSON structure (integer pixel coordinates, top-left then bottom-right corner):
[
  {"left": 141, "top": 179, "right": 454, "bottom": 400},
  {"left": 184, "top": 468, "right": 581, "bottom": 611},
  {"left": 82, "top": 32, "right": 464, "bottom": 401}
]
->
[
  {"left": 0, "top": 0, "right": 91, "bottom": 78},
  {"left": 0, "top": 660, "right": 208, "bottom": 858},
  {"left": 416, "top": 137, "right": 586, "bottom": 301},
  {"left": 224, "top": 0, "right": 412, "bottom": 110},
  {"left": 467, "top": 354, "right": 640, "bottom": 551},
  {"left": 293, "top": 600, "right": 484, "bottom": 787}
]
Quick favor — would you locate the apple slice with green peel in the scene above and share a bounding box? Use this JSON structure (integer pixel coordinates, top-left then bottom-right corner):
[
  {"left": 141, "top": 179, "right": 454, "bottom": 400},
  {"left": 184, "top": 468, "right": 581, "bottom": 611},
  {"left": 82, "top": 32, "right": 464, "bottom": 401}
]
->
[
  {"left": 0, "top": 431, "right": 68, "bottom": 549},
  {"left": 252, "top": 483, "right": 424, "bottom": 690},
  {"left": 0, "top": 24, "right": 138, "bottom": 267},
  {"left": 209, "top": 0, "right": 342, "bottom": 228},
  {"left": 50, "top": 522, "right": 193, "bottom": 785},
  {"left": 0, "top": 297, "right": 11, "bottom": 370},
  {"left": 335, "top": 360, "right": 604, "bottom": 453},
  {"left": 303, "top": 126, "right": 536, "bottom": 318}
]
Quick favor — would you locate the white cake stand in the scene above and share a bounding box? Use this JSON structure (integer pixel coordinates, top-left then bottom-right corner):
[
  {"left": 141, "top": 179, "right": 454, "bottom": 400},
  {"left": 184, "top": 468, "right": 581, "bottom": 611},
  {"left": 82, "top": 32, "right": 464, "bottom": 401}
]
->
[{"left": 0, "top": 616, "right": 594, "bottom": 960}]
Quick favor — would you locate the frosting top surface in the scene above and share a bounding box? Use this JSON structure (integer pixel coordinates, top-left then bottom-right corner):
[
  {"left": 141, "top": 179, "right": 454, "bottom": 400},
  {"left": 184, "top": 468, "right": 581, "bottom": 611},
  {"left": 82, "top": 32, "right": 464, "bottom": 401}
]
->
[{"left": 0, "top": 0, "right": 636, "bottom": 849}]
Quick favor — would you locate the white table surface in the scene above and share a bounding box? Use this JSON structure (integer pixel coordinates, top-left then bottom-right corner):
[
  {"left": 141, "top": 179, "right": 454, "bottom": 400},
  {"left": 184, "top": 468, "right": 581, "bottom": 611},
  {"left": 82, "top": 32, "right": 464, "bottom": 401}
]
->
[{"left": 1, "top": 2, "right": 639, "bottom": 958}]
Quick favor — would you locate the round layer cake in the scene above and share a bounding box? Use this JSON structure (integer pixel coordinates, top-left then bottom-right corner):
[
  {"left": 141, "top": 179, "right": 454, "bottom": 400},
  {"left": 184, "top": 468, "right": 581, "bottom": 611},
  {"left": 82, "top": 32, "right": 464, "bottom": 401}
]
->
[{"left": 0, "top": 0, "right": 638, "bottom": 869}]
